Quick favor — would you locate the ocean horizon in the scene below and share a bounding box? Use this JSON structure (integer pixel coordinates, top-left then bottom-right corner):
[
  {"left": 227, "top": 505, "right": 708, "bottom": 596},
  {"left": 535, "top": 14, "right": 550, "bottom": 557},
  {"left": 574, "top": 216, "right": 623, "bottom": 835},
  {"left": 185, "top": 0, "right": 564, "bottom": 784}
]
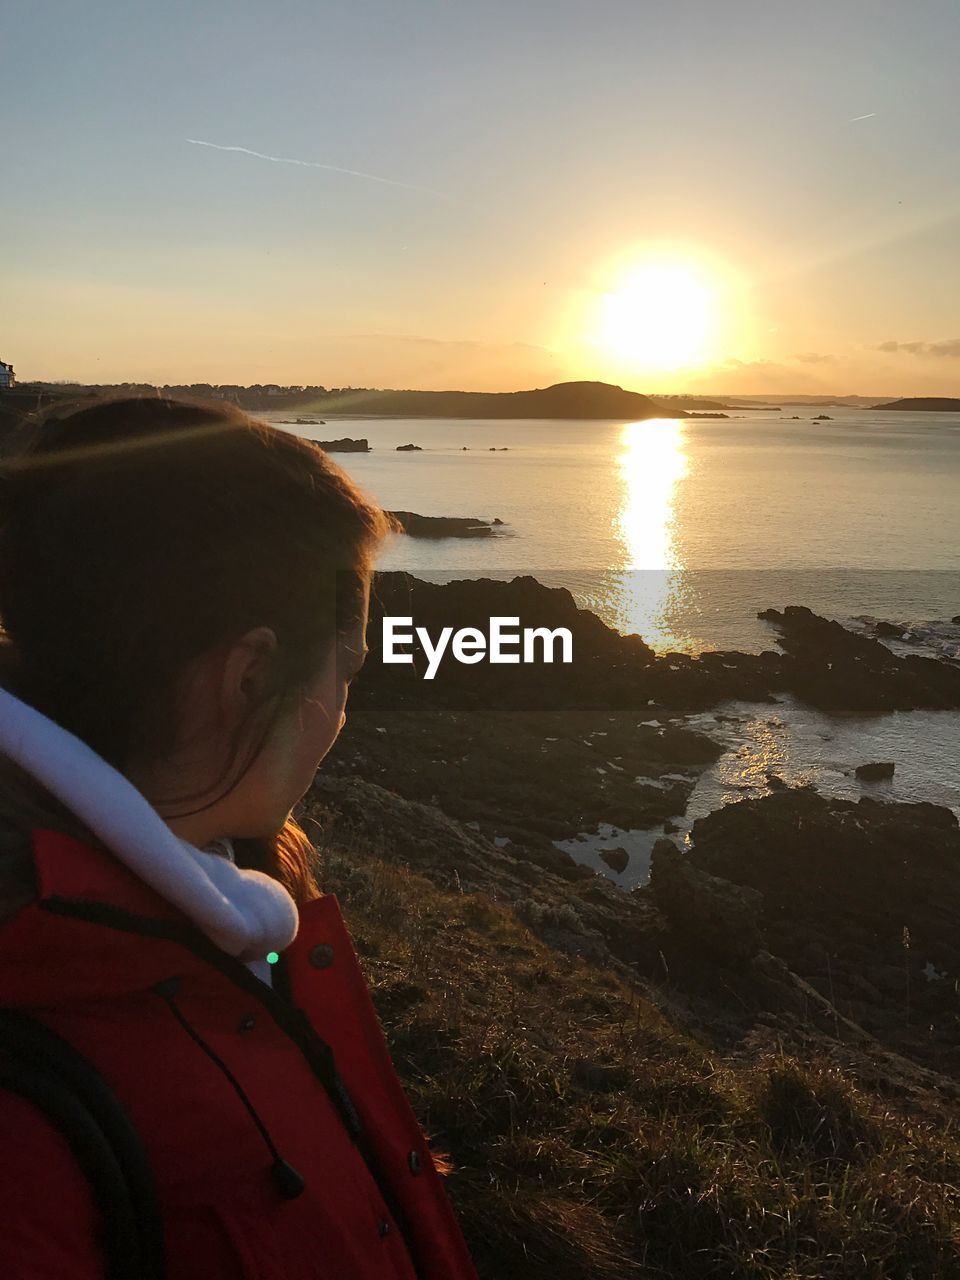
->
[
  {"left": 267, "top": 405, "right": 960, "bottom": 656},
  {"left": 264, "top": 404, "right": 960, "bottom": 843}
]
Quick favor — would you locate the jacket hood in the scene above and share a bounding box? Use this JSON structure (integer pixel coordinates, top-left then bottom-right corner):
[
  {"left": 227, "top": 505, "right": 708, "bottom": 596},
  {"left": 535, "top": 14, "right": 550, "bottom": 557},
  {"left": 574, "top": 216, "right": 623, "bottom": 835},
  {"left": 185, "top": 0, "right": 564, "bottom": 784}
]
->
[{"left": 0, "top": 682, "right": 299, "bottom": 962}]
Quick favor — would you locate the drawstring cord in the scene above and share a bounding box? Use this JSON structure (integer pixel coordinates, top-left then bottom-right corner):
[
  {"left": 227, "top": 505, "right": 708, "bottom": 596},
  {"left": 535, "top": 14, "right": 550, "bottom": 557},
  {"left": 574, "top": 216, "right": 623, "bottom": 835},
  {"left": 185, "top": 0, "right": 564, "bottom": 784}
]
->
[
  {"left": 279, "top": 1002, "right": 416, "bottom": 1244},
  {"left": 150, "top": 974, "right": 418, "bottom": 1265},
  {"left": 152, "top": 977, "right": 306, "bottom": 1199}
]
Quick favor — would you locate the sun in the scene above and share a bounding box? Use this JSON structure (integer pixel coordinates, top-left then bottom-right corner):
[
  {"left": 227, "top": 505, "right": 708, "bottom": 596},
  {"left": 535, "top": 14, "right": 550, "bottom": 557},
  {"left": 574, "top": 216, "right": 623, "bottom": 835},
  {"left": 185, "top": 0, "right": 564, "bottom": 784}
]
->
[
  {"left": 555, "top": 244, "right": 745, "bottom": 385},
  {"left": 598, "top": 261, "right": 715, "bottom": 372}
]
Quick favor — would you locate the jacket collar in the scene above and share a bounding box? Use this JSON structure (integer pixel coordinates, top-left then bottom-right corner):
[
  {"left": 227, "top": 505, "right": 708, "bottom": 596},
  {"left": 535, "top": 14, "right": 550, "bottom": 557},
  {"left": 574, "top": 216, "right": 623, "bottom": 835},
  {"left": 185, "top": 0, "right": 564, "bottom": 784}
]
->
[
  {"left": 0, "top": 825, "right": 342, "bottom": 1008},
  {"left": 0, "top": 683, "right": 298, "bottom": 962}
]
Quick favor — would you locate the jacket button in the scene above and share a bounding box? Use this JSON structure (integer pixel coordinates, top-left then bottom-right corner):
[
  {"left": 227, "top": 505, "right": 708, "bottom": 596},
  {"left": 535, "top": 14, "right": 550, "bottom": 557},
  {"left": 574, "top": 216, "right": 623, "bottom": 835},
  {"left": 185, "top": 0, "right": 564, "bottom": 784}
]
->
[
  {"left": 377, "top": 1218, "right": 391, "bottom": 1239},
  {"left": 308, "top": 943, "right": 335, "bottom": 969},
  {"left": 237, "top": 1013, "right": 257, "bottom": 1033},
  {"left": 408, "top": 1150, "right": 422, "bottom": 1175}
]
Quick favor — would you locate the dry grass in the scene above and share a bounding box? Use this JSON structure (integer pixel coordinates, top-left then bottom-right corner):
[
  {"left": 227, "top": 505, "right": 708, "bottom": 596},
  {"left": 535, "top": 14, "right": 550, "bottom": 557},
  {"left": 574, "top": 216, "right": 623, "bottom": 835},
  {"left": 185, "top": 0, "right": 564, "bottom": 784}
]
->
[{"left": 319, "top": 844, "right": 960, "bottom": 1280}]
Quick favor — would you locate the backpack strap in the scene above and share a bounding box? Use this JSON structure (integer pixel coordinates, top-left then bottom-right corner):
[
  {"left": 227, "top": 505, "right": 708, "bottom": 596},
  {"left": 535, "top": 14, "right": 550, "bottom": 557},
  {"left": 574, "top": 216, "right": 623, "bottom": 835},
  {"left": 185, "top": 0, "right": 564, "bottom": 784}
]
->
[{"left": 0, "top": 1010, "right": 166, "bottom": 1280}]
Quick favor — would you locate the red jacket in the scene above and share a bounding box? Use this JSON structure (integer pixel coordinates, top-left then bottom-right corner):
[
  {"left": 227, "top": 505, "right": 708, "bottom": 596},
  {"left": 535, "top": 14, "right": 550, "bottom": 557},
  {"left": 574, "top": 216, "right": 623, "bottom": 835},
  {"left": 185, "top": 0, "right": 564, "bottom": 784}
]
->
[{"left": 0, "top": 827, "right": 479, "bottom": 1280}]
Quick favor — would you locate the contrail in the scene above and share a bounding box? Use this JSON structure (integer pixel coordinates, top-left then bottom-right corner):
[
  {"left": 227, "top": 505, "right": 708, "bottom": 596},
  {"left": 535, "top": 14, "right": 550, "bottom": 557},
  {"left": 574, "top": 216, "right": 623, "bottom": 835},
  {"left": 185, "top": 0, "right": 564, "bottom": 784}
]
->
[
  {"left": 185, "top": 138, "right": 447, "bottom": 198},
  {"left": 849, "top": 112, "right": 876, "bottom": 122}
]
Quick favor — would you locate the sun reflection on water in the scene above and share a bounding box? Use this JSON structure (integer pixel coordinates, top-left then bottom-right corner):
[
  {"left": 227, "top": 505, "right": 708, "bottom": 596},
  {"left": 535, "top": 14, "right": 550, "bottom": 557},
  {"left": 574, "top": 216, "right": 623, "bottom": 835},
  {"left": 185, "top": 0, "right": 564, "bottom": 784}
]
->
[{"left": 610, "top": 419, "right": 693, "bottom": 649}]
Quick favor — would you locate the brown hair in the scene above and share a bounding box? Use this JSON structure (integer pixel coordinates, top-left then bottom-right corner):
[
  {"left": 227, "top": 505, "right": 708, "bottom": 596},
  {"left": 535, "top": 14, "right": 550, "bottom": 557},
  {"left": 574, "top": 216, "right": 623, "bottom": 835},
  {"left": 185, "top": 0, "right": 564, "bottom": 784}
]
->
[{"left": 0, "top": 394, "right": 395, "bottom": 902}]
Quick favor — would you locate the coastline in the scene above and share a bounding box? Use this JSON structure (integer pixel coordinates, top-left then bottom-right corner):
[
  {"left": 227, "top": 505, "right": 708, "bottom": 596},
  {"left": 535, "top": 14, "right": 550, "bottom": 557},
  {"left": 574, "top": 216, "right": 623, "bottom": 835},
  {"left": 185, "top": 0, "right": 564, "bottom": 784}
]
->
[
  {"left": 304, "top": 777, "right": 960, "bottom": 1275},
  {"left": 322, "top": 568, "right": 960, "bottom": 975},
  {"left": 301, "top": 576, "right": 960, "bottom": 1272}
]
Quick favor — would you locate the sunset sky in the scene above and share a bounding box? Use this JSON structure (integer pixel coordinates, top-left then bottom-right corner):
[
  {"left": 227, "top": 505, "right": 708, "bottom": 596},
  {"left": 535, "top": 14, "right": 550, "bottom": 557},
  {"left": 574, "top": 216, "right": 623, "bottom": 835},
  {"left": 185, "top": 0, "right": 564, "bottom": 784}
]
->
[{"left": 2, "top": 0, "right": 958, "bottom": 396}]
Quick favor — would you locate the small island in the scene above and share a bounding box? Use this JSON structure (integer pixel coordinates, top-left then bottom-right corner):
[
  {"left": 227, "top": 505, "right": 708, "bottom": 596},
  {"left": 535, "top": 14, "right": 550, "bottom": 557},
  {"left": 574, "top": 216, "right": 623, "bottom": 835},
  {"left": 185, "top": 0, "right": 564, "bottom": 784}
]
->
[
  {"left": 387, "top": 511, "right": 505, "bottom": 538},
  {"left": 873, "top": 397, "right": 960, "bottom": 411},
  {"left": 315, "top": 437, "right": 371, "bottom": 453}
]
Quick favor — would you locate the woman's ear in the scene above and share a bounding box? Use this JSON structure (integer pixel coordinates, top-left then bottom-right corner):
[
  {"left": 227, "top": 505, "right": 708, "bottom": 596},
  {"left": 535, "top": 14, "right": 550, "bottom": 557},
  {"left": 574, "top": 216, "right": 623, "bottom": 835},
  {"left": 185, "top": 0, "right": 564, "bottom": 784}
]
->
[{"left": 219, "top": 626, "right": 279, "bottom": 726}]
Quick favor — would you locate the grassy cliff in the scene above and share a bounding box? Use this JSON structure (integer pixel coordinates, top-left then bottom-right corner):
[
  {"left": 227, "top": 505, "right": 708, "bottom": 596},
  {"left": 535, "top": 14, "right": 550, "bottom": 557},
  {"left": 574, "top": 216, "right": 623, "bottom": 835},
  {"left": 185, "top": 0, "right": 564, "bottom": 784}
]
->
[{"left": 302, "top": 798, "right": 960, "bottom": 1280}]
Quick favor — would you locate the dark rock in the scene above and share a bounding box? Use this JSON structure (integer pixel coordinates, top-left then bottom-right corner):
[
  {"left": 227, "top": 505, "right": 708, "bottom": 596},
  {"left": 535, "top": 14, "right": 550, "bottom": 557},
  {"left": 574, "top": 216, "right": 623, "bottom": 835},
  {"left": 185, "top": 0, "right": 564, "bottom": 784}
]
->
[
  {"left": 856, "top": 796, "right": 958, "bottom": 829},
  {"left": 685, "top": 789, "right": 960, "bottom": 1068},
  {"left": 316, "top": 437, "right": 371, "bottom": 453},
  {"left": 396, "top": 443, "right": 422, "bottom": 452},
  {"left": 647, "top": 838, "right": 763, "bottom": 964},
  {"left": 326, "top": 696, "right": 711, "bottom": 848},
  {"left": 525, "top": 844, "right": 583, "bottom": 881},
  {"left": 757, "top": 604, "right": 960, "bottom": 714},
  {"left": 855, "top": 761, "right": 896, "bottom": 781},
  {"left": 599, "top": 846, "right": 629, "bottom": 874}
]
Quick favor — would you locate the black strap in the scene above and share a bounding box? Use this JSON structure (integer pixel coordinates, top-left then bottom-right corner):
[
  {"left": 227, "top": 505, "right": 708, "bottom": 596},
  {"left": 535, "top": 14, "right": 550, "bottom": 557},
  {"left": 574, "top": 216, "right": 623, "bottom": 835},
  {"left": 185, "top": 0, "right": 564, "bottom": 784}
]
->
[{"left": 0, "top": 1010, "right": 166, "bottom": 1280}]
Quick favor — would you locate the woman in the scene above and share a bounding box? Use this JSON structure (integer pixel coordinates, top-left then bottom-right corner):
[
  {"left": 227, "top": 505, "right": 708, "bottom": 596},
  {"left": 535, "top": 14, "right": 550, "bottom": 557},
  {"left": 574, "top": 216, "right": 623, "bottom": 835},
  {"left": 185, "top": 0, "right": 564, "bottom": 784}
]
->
[{"left": 0, "top": 396, "right": 479, "bottom": 1279}]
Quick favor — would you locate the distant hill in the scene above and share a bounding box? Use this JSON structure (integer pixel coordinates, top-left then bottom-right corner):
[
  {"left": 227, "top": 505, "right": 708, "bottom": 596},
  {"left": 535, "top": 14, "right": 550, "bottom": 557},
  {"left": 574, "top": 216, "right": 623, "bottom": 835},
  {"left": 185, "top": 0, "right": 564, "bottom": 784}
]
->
[
  {"left": 1, "top": 380, "right": 681, "bottom": 424},
  {"left": 314, "top": 381, "right": 683, "bottom": 420},
  {"left": 722, "top": 396, "right": 880, "bottom": 407},
  {"left": 648, "top": 395, "right": 729, "bottom": 410},
  {"left": 873, "top": 397, "right": 960, "bottom": 411}
]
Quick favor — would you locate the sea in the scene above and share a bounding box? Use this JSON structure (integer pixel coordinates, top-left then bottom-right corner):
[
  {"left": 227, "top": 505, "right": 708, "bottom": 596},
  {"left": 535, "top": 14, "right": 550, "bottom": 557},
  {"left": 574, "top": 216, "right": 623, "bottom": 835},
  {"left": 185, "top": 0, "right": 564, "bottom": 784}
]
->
[{"left": 265, "top": 406, "right": 960, "bottom": 885}]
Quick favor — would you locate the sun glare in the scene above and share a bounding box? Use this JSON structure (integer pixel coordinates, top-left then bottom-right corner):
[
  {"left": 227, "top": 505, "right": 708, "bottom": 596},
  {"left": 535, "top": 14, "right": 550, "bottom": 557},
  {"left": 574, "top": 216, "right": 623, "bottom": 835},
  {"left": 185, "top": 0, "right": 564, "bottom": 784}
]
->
[
  {"left": 617, "top": 418, "right": 687, "bottom": 570},
  {"left": 598, "top": 261, "right": 714, "bottom": 372}
]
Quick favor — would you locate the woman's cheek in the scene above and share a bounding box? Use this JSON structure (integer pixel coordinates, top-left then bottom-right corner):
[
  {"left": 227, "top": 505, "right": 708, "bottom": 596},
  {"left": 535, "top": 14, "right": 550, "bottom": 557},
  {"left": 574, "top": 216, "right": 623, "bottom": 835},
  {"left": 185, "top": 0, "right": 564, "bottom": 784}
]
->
[{"left": 309, "top": 694, "right": 344, "bottom": 764}]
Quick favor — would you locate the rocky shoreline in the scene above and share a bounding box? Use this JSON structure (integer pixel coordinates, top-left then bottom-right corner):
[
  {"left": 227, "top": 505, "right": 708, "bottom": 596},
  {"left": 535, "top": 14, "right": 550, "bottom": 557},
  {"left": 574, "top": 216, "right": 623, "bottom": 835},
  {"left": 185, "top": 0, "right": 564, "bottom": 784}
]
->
[
  {"left": 360, "top": 573, "right": 960, "bottom": 716},
  {"left": 307, "top": 571, "right": 960, "bottom": 1093}
]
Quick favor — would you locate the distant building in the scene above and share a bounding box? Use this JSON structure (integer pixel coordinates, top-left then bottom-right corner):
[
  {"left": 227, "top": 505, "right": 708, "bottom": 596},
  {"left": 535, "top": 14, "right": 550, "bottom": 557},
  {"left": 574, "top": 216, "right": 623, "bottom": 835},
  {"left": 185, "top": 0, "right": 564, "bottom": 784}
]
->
[{"left": 0, "top": 359, "right": 14, "bottom": 390}]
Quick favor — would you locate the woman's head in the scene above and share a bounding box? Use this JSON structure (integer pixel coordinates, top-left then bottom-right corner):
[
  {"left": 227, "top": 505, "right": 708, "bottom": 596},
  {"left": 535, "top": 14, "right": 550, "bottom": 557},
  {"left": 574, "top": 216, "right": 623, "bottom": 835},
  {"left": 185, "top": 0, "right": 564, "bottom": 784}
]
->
[{"left": 0, "top": 394, "right": 395, "bottom": 900}]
